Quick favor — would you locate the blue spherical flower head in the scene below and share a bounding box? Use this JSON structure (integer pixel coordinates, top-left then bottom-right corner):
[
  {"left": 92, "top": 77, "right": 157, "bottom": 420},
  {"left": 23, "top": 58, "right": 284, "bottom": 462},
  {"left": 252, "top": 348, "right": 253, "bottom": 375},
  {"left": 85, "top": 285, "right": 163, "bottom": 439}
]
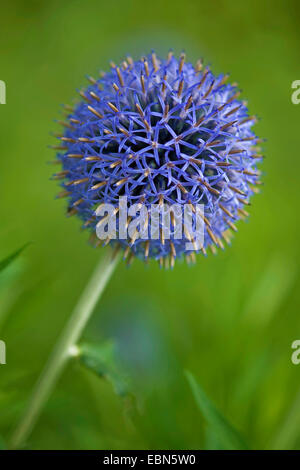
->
[{"left": 53, "top": 52, "right": 262, "bottom": 267}]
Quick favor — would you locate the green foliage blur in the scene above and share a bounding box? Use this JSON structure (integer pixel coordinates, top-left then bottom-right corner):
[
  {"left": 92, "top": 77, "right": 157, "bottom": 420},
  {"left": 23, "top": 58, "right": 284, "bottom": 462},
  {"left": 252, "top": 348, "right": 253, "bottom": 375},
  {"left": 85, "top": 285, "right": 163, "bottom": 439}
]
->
[{"left": 0, "top": 0, "right": 300, "bottom": 450}]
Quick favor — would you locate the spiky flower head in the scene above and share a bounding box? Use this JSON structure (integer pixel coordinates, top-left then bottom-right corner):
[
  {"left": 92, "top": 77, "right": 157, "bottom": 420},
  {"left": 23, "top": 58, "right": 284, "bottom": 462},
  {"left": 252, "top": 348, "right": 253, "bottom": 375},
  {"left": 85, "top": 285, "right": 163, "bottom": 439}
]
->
[{"left": 53, "top": 52, "right": 262, "bottom": 267}]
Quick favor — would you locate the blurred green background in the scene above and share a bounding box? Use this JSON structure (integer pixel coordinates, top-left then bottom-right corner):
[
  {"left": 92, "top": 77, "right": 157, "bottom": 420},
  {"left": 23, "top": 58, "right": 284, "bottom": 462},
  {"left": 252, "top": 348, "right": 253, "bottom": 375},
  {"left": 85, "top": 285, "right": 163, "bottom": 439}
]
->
[{"left": 0, "top": 0, "right": 300, "bottom": 450}]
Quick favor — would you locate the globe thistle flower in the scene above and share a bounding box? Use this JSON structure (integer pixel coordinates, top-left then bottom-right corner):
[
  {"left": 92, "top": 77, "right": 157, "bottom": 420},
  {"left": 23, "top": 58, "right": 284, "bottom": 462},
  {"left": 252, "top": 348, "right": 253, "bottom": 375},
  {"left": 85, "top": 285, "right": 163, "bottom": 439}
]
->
[{"left": 52, "top": 52, "right": 263, "bottom": 267}]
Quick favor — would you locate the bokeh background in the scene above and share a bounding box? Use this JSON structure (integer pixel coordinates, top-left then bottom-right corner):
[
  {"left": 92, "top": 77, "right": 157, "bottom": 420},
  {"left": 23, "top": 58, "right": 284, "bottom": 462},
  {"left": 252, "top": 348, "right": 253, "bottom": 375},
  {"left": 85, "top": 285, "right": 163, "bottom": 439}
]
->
[{"left": 0, "top": 0, "right": 300, "bottom": 450}]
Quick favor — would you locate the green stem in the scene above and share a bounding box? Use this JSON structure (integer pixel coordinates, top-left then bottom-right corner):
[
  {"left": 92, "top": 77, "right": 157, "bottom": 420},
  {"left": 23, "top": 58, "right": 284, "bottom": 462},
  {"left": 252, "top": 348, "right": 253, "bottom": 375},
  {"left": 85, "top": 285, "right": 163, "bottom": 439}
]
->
[{"left": 9, "top": 250, "right": 120, "bottom": 449}]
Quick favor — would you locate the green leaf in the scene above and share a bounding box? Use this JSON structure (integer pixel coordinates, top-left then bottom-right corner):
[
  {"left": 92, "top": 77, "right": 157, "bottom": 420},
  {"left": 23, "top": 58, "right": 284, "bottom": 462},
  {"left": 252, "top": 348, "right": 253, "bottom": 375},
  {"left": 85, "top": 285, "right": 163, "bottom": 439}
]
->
[
  {"left": 77, "top": 341, "right": 130, "bottom": 398},
  {"left": 205, "top": 427, "right": 222, "bottom": 450},
  {"left": 0, "top": 243, "right": 30, "bottom": 274},
  {"left": 185, "top": 370, "right": 249, "bottom": 450}
]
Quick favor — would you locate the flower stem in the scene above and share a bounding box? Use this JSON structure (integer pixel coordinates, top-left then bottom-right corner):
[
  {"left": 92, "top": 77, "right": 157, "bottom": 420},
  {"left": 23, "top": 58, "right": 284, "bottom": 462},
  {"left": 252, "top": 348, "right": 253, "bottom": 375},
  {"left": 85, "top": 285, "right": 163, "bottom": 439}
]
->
[{"left": 9, "top": 250, "right": 120, "bottom": 449}]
